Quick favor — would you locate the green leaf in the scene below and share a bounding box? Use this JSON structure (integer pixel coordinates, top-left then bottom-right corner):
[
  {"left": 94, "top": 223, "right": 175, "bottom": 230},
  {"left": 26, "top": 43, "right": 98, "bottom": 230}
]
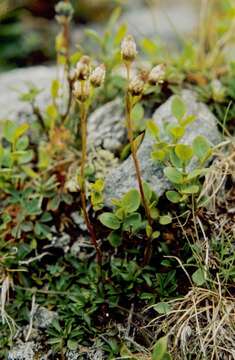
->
[
  {"left": 154, "top": 302, "right": 171, "bottom": 314},
  {"left": 91, "top": 179, "right": 105, "bottom": 192},
  {"left": 3, "top": 120, "right": 18, "bottom": 143},
  {"left": 152, "top": 230, "right": 160, "bottom": 239},
  {"left": 166, "top": 191, "right": 181, "bottom": 203},
  {"left": 175, "top": 144, "right": 193, "bottom": 162},
  {"left": 16, "top": 135, "right": 29, "bottom": 150},
  {"left": 3, "top": 121, "right": 29, "bottom": 144},
  {"left": 123, "top": 213, "right": 142, "bottom": 232},
  {"left": 143, "top": 182, "right": 153, "bottom": 203},
  {"left": 192, "top": 268, "right": 206, "bottom": 286},
  {"left": 99, "top": 213, "right": 121, "bottom": 230},
  {"left": 169, "top": 149, "right": 182, "bottom": 169},
  {"left": 0, "top": 145, "right": 4, "bottom": 166},
  {"left": 84, "top": 29, "right": 102, "bottom": 45},
  {"left": 159, "top": 215, "right": 172, "bottom": 225},
  {"left": 171, "top": 96, "right": 186, "bottom": 121},
  {"left": 164, "top": 167, "right": 183, "bottom": 184},
  {"left": 146, "top": 224, "right": 153, "bottom": 237},
  {"left": 131, "top": 103, "right": 144, "bottom": 129},
  {"left": 192, "top": 135, "right": 211, "bottom": 160},
  {"left": 152, "top": 336, "right": 168, "bottom": 360},
  {"left": 152, "top": 149, "right": 166, "bottom": 161},
  {"left": 133, "top": 132, "right": 145, "bottom": 152},
  {"left": 114, "top": 24, "right": 127, "bottom": 45},
  {"left": 67, "top": 340, "right": 78, "bottom": 351},
  {"left": 181, "top": 114, "right": 196, "bottom": 126},
  {"left": 181, "top": 184, "right": 199, "bottom": 194},
  {"left": 121, "top": 189, "right": 141, "bottom": 213},
  {"left": 147, "top": 120, "right": 160, "bottom": 138},
  {"left": 169, "top": 125, "right": 185, "bottom": 140},
  {"left": 108, "top": 231, "right": 122, "bottom": 247},
  {"left": 51, "top": 80, "right": 60, "bottom": 99},
  {"left": 187, "top": 168, "right": 206, "bottom": 180},
  {"left": 141, "top": 38, "right": 158, "bottom": 56},
  {"left": 14, "top": 123, "right": 29, "bottom": 142}
]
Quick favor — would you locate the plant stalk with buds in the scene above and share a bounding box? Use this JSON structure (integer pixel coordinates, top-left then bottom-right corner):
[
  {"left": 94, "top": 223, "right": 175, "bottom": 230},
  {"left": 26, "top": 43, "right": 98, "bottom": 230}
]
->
[
  {"left": 121, "top": 35, "right": 166, "bottom": 264},
  {"left": 73, "top": 58, "right": 106, "bottom": 265},
  {"left": 55, "top": 0, "right": 74, "bottom": 122},
  {"left": 121, "top": 36, "right": 153, "bottom": 238}
]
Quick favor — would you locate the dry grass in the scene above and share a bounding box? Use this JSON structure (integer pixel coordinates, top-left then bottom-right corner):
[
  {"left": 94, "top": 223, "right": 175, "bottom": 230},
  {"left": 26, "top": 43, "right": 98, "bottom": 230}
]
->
[{"left": 146, "top": 284, "right": 234, "bottom": 360}]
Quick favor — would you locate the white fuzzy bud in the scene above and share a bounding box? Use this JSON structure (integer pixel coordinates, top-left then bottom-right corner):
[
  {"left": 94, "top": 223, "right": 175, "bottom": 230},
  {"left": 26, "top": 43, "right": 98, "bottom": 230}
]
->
[
  {"left": 148, "top": 64, "right": 166, "bottom": 85},
  {"left": 90, "top": 64, "right": 106, "bottom": 88},
  {"left": 121, "top": 35, "right": 137, "bottom": 63}
]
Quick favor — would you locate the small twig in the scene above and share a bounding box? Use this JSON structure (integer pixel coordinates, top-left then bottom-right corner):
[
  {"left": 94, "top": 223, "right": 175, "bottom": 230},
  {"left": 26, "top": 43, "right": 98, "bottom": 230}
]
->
[
  {"left": 19, "top": 252, "right": 50, "bottom": 265},
  {"left": 126, "top": 303, "right": 134, "bottom": 338},
  {"left": 25, "top": 293, "right": 37, "bottom": 342}
]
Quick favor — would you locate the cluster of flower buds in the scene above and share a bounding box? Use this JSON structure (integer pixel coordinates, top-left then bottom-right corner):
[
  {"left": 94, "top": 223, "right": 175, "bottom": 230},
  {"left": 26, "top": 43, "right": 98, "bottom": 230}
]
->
[
  {"left": 72, "top": 56, "right": 106, "bottom": 102},
  {"left": 121, "top": 35, "right": 166, "bottom": 97},
  {"left": 55, "top": 1, "right": 74, "bottom": 24},
  {"left": 148, "top": 64, "right": 166, "bottom": 85}
]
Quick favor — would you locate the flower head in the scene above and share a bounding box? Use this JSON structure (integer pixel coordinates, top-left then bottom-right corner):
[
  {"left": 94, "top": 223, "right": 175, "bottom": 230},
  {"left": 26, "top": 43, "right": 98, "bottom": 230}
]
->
[
  {"left": 148, "top": 64, "right": 166, "bottom": 85},
  {"left": 55, "top": 1, "right": 74, "bottom": 24},
  {"left": 90, "top": 64, "right": 106, "bottom": 88},
  {"left": 121, "top": 35, "right": 137, "bottom": 63},
  {"left": 128, "top": 75, "right": 145, "bottom": 96},
  {"left": 76, "top": 56, "right": 91, "bottom": 81},
  {"left": 73, "top": 81, "right": 90, "bottom": 102}
]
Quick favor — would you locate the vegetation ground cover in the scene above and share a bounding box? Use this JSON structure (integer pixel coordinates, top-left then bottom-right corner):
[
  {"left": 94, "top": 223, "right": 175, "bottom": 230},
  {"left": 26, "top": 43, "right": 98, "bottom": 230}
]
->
[{"left": 0, "top": 1, "right": 234, "bottom": 359}]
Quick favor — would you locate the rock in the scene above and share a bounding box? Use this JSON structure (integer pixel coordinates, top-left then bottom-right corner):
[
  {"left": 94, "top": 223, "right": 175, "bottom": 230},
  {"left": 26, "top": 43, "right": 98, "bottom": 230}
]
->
[
  {"left": 8, "top": 342, "right": 36, "bottom": 360},
  {"left": 87, "top": 98, "right": 126, "bottom": 152},
  {"left": 34, "top": 306, "right": 57, "bottom": 330},
  {"left": 104, "top": 90, "right": 221, "bottom": 205},
  {"left": 121, "top": 0, "right": 199, "bottom": 43},
  {"left": 8, "top": 306, "right": 56, "bottom": 360},
  {"left": 0, "top": 66, "right": 56, "bottom": 122}
]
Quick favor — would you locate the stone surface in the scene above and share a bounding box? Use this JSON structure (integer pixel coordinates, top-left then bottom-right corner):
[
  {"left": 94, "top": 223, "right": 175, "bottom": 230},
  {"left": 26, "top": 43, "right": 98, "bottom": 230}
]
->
[
  {"left": 0, "top": 66, "right": 56, "bottom": 122},
  {"left": 34, "top": 306, "right": 57, "bottom": 330},
  {"left": 88, "top": 98, "right": 126, "bottom": 152},
  {"left": 8, "top": 306, "right": 56, "bottom": 360},
  {"left": 0, "top": 67, "right": 125, "bottom": 154},
  {"left": 8, "top": 342, "right": 36, "bottom": 360},
  {"left": 121, "top": 0, "right": 199, "bottom": 43},
  {"left": 104, "top": 90, "right": 221, "bottom": 205}
]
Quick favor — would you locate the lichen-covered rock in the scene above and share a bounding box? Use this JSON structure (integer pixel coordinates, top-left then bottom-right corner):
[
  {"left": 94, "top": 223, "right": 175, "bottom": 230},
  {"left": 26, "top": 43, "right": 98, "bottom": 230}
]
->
[
  {"left": 8, "top": 307, "right": 56, "bottom": 360},
  {"left": 8, "top": 342, "right": 36, "bottom": 360},
  {"left": 34, "top": 306, "right": 57, "bottom": 330},
  {"left": 0, "top": 66, "right": 56, "bottom": 123},
  {"left": 104, "top": 90, "right": 221, "bottom": 205},
  {"left": 87, "top": 98, "right": 126, "bottom": 152}
]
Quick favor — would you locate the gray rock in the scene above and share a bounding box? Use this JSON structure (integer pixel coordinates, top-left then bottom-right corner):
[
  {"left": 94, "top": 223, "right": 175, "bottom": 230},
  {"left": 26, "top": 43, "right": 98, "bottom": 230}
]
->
[
  {"left": 8, "top": 306, "right": 56, "bottom": 360},
  {"left": 0, "top": 66, "right": 56, "bottom": 123},
  {"left": 8, "top": 342, "right": 35, "bottom": 360},
  {"left": 121, "top": 0, "right": 199, "bottom": 43},
  {"left": 88, "top": 98, "right": 126, "bottom": 152},
  {"left": 34, "top": 306, "right": 57, "bottom": 330},
  {"left": 104, "top": 90, "right": 221, "bottom": 205}
]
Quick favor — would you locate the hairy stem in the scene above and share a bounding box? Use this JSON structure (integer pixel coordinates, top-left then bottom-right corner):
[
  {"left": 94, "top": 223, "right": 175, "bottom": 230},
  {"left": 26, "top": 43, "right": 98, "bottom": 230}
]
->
[
  {"left": 79, "top": 101, "right": 102, "bottom": 265},
  {"left": 126, "top": 65, "right": 152, "bottom": 231}
]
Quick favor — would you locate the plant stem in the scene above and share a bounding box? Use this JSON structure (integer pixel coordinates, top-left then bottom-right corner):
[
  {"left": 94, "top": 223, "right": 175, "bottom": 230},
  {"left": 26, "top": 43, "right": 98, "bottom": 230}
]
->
[
  {"left": 79, "top": 101, "right": 102, "bottom": 265},
  {"left": 125, "top": 65, "right": 153, "bottom": 263},
  {"left": 125, "top": 93, "right": 152, "bottom": 225}
]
